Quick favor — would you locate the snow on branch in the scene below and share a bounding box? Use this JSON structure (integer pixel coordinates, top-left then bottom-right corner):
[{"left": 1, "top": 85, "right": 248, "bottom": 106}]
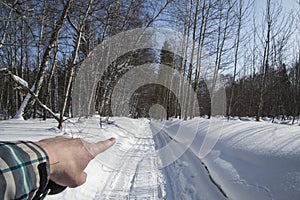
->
[
  {"left": 0, "top": 68, "right": 8, "bottom": 72},
  {"left": 0, "top": 68, "right": 59, "bottom": 121},
  {"left": 12, "top": 75, "right": 28, "bottom": 88}
]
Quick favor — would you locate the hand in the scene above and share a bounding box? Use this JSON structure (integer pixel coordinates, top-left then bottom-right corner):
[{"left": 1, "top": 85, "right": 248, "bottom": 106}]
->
[{"left": 37, "top": 136, "right": 116, "bottom": 188}]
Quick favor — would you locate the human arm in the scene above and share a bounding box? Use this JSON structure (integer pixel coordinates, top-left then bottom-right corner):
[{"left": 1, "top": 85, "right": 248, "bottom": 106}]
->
[
  {"left": 0, "top": 141, "right": 51, "bottom": 199},
  {"left": 0, "top": 137, "right": 115, "bottom": 199}
]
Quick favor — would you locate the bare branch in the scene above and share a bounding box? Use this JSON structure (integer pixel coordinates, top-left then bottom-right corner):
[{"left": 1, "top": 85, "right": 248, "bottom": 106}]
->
[
  {"left": 145, "top": 0, "right": 173, "bottom": 28},
  {"left": 0, "top": 68, "right": 60, "bottom": 121}
]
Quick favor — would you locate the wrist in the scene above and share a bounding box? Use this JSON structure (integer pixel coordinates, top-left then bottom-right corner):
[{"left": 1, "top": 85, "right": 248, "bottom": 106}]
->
[{"left": 36, "top": 141, "right": 58, "bottom": 176}]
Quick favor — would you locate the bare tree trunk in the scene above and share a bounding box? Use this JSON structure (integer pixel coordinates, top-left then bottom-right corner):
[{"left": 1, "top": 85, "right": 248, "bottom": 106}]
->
[
  {"left": 293, "top": 54, "right": 300, "bottom": 124},
  {"left": 181, "top": 0, "right": 193, "bottom": 120},
  {"left": 211, "top": 0, "right": 234, "bottom": 118},
  {"left": 22, "top": 0, "right": 73, "bottom": 119},
  {"left": 0, "top": 1, "right": 16, "bottom": 50},
  {"left": 185, "top": 0, "right": 200, "bottom": 120},
  {"left": 257, "top": 0, "right": 272, "bottom": 121},
  {"left": 193, "top": 0, "right": 212, "bottom": 117},
  {"left": 43, "top": 38, "right": 59, "bottom": 120},
  {"left": 228, "top": 0, "right": 250, "bottom": 118},
  {"left": 58, "top": 0, "right": 94, "bottom": 129}
]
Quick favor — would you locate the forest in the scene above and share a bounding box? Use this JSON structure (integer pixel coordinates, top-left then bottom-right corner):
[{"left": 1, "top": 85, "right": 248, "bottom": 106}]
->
[{"left": 0, "top": 0, "right": 299, "bottom": 127}]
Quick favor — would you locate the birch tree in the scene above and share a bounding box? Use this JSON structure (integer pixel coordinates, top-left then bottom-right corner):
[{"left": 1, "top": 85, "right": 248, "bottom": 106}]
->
[
  {"left": 227, "top": 0, "right": 252, "bottom": 118},
  {"left": 256, "top": 0, "right": 294, "bottom": 121},
  {"left": 209, "top": 0, "right": 236, "bottom": 118},
  {"left": 21, "top": 0, "right": 73, "bottom": 119},
  {"left": 58, "top": 0, "right": 94, "bottom": 129}
]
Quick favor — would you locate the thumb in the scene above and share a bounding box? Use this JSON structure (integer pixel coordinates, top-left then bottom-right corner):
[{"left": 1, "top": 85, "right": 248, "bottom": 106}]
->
[{"left": 85, "top": 137, "right": 116, "bottom": 157}]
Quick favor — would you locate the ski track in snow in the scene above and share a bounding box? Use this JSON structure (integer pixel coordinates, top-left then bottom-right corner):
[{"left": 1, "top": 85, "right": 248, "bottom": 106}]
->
[
  {"left": 1, "top": 117, "right": 300, "bottom": 199},
  {"left": 151, "top": 122, "right": 227, "bottom": 200},
  {"left": 46, "top": 118, "right": 167, "bottom": 200},
  {"left": 97, "top": 137, "right": 162, "bottom": 200}
]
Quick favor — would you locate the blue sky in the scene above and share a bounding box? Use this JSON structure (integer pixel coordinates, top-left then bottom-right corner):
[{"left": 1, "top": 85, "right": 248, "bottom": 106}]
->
[
  {"left": 253, "top": 0, "right": 299, "bottom": 64},
  {"left": 255, "top": 0, "right": 298, "bottom": 16}
]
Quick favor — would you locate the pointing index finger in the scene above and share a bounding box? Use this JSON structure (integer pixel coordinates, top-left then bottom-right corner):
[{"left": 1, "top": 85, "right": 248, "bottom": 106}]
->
[{"left": 84, "top": 137, "right": 116, "bottom": 158}]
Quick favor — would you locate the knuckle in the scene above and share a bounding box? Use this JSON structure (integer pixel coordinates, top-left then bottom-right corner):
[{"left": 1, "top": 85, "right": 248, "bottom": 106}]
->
[{"left": 69, "top": 177, "right": 86, "bottom": 188}]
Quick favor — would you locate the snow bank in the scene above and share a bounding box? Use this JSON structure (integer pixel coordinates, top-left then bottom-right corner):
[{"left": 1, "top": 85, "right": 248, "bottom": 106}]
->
[
  {"left": 206, "top": 120, "right": 300, "bottom": 200},
  {"left": 158, "top": 118, "right": 300, "bottom": 200}
]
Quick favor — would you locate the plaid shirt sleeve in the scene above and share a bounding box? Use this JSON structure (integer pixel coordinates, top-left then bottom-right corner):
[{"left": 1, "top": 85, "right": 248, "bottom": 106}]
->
[{"left": 0, "top": 141, "right": 51, "bottom": 199}]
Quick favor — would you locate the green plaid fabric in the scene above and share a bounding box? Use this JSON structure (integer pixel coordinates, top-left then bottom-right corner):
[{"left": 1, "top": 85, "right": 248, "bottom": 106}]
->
[{"left": 0, "top": 141, "right": 50, "bottom": 200}]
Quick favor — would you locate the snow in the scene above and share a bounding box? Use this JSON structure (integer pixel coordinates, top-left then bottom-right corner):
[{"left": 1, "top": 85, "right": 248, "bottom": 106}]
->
[
  {"left": 13, "top": 84, "right": 35, "bottom": 119},
  {"left": 0, "top": 68, "right": 8, "bottom": 72},
  {"left": 1, "top": 117, "right": 300, "bottom": 199},
  {"left": 13, "top": 75, "right": 28, "bottom": 88}
]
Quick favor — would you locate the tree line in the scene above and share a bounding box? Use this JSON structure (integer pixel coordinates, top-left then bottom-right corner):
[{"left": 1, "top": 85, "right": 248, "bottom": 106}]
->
[{"left": 0, "top": 0, "right": 299, "bottom": 126}]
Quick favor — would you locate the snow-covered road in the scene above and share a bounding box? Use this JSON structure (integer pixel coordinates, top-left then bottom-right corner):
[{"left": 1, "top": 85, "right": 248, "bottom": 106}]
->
[
  {"left": 96, "top": 126, "right": 165, "bottom": 200},
  {"left": 49, "top": 118, "right": 227, "bottom": 200},
  {"left": 152, "top": 122, "right": 227, "bottom": 200},
  {"left": 1, "top": 117, "right": 300, "bottom": 199},
  {"left": 44, "top": 118, "right": 167, "bottom": 200}
]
